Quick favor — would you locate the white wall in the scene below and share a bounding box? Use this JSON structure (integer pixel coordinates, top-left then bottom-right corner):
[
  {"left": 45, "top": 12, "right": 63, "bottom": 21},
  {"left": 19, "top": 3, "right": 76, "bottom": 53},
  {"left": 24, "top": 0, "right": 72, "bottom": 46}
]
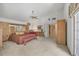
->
[
  {"left": 0, "top": 4, "right": 4, "bottom": 17},
  {"left": 0, "top": 17, "right": 26, "bottom": 25},
  {"left": 64, "top": 4, "right": 74, "bottom": 55},
  {"left": 0, "top": 4, "right": 26, "bottom": 25}
]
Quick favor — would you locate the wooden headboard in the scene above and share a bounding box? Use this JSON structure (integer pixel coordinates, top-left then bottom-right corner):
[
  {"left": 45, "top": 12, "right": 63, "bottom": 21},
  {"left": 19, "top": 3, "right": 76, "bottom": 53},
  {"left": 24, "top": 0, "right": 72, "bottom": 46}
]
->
[{"left": 0, "top": 22, "right": 27, "bottom": 42}]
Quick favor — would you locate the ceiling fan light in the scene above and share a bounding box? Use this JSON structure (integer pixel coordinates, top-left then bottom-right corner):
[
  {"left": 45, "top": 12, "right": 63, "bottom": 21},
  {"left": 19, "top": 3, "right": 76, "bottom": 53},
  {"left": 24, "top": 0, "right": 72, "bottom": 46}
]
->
[
  {"left": 31, "top": 16, "right": 38, "bottom": 19},
  {"left": 30, "top": 10, "right": 38, "bottom": 19}
]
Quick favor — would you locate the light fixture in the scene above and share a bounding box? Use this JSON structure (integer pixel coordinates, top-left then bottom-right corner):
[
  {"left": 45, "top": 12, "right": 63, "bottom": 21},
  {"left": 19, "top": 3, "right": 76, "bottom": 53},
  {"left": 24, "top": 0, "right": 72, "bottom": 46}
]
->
[{"left": 30, "top": 10, "right": 38, "bottom": 19}]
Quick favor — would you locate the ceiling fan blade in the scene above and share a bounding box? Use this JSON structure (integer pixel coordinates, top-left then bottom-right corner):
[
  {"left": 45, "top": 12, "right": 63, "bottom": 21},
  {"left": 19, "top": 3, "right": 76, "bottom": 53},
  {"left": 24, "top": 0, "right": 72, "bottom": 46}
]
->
[{"left": 30, "top": 16, "right": 38, "bottom": 19}]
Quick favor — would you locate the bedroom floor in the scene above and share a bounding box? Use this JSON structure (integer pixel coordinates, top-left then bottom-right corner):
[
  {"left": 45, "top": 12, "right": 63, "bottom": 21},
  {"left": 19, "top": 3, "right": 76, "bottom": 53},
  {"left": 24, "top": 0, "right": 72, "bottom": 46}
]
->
[{"left": 0, "top": 37, "right": 70, "bottom": 56}]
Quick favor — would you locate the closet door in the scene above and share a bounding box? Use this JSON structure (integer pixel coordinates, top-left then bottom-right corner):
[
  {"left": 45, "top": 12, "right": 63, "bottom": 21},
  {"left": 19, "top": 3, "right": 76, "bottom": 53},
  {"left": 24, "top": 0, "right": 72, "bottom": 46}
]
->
[
  {"left": 56, "top": 20, "right": 66, "bottom": 45},
  {"left": 75, "top": 11, "right": 79, "bottom": 56}
]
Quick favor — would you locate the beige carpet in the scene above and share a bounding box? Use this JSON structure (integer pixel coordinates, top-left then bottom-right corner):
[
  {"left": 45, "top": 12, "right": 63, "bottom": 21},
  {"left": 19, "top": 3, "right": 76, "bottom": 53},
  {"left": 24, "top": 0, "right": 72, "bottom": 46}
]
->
[{"left": 0, "top": 37, "right": 70, "bottom": 56}]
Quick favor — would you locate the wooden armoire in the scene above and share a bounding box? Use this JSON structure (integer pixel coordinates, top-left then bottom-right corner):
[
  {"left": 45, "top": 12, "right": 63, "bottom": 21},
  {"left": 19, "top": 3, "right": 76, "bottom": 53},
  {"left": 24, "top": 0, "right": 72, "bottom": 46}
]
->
[
  {"left": 0, "top": 22, "right": 9, "bottom": 41},
  {"left": 55, "top": 19, "right": 67, "bottom": 45}
]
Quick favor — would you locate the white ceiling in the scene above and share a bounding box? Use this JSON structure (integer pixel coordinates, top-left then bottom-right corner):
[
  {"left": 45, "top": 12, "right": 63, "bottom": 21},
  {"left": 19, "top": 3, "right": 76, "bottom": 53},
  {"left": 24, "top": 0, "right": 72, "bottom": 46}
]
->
[{"left": 0, "top": 3, "right": 65, "bottom": 21}]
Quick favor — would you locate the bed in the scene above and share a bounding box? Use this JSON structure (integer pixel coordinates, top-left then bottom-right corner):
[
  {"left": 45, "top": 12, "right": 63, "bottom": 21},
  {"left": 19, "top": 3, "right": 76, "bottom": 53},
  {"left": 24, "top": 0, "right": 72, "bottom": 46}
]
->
[{"left": 9, "top": 32, "right": 37, "bottom": 45}]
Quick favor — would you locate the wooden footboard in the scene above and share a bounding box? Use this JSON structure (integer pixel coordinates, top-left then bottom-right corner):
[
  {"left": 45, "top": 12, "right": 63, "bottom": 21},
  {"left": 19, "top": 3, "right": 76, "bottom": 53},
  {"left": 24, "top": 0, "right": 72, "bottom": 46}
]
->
[{"left": 9, "top": 33, "right": 37, "bottom": 45}]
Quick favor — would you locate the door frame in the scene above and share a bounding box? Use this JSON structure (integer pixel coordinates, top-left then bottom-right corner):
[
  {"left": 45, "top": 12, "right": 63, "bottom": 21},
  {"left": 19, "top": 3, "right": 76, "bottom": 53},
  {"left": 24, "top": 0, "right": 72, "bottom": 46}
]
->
[{"left": 72, "top": 8, "right": 79, "bottom": 56}]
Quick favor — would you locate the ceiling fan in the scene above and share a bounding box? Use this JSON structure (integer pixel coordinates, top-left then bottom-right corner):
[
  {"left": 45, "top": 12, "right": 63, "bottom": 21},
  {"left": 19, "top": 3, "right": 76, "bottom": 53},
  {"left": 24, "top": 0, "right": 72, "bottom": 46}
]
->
[{"left": 30, "top": 10, "right": 38, "bottom": 19}]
